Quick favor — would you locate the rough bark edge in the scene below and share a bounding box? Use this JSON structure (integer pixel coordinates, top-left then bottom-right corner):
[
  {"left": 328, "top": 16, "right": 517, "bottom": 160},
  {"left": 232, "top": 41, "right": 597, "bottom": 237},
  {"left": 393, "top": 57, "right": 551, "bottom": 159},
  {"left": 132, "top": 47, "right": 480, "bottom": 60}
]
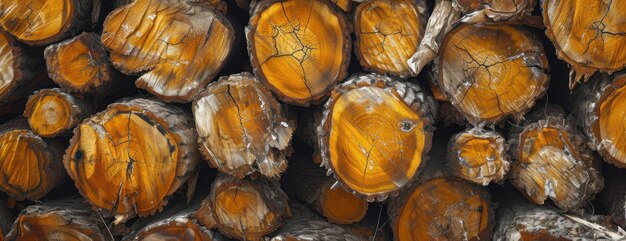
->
[
  {"left": 124, "top": 209, "right": 222, "bottom": 241},
  {"left": 446, "top": 127, "right": 510, "bottom": 185},
  {"left": 459, "top": 0, "right": 536, "bottom": 23},
  {"left": 62, "top": 98, "right": 201, "bottom": 220},
  {"left": 572, "top": 72, "right": 626, "bottom": 168},
  {"left": 508, "top": 104, "right": 604, "bottom": 211},
  {"left": 192, "top": 72, "right": 295, "bottom": 179},
  {"left": 353, "top": 0, "right": 427, "bottom": 78},
  {"left": 23, "top": 88, "right": 95, "bottom": 137},
  {"left": 246, "top": 0, "right": 352, "bottom": 106},
  {"left": 318, "top": 72, "right": 437, "bottom": 202}
]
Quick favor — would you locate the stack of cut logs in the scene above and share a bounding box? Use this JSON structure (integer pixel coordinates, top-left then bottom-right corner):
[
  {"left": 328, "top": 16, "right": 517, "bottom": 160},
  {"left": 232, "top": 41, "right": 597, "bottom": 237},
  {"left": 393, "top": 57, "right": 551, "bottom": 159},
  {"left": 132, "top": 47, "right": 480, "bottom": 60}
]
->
[{"left": 0, "top": 0, "right": 625, "bottom": 240}]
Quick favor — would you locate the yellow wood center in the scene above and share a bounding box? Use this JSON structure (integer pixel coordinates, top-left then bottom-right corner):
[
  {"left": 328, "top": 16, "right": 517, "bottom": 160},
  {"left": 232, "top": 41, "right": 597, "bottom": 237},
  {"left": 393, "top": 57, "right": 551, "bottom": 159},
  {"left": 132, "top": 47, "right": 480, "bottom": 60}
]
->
[
  {"left": 67, "top": 111, "right": 179, "bottom": 215},
  {"left": 398, "top": 178, "right": 491, "bottom": 241},
  {"left": 0, "top": 32, "right": 13, "bottom": 94},
  {"left": 0, "top": 0, "right": 72, "bottom": 42},
  {"left": 544, "top": 0, "right": 626, "bottom": 71},
  {"left": 329, "top": 86, "right": 425, "bottom": 195},
  {"left": 520, "top": 127, "right": 579, "bottom": 163},
  {"left": 14, "top": 213, "right": 103, "bottom": 241},
  {"left": 322, "top": 184, "right": 367, "bottom": 224},
  {"left": 355, "top": 0, "right": 421, "bottom": 77},
  {"left": 599, "top": 82, "right": 626, "bottom": 163},
  {"left": 251, "top": 0, "right": 347, "bottom": 102},
  {"left": 27, "top": 93, "right": 72, "bottom": 137},
  {"left": 57, "top": 40, "right": 97, "bottom": 87},
  {"left": 215, "top": 185, "right": 275, "bottom": 235},
  {"left": 138, "top": 220, "right": 206, "bottom": 241},
  {"left": 440, "top": 24, "right": 548, "bottom": 122},
  {"left": 0, "top": 130, "right": 48, "bottom": 200}
]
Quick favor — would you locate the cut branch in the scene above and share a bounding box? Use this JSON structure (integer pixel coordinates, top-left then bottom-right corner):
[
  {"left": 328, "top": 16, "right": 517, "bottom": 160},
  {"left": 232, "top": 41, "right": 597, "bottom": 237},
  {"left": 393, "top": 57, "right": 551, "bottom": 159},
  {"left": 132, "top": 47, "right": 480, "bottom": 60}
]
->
[{"left": 23, "top": 88, "right": 95, "bottom": 137}]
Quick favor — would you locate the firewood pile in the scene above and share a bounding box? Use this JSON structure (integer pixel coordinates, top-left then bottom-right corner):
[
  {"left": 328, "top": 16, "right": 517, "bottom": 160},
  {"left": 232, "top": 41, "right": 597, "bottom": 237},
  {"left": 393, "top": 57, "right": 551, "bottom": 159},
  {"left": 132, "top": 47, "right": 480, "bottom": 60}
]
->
[{"left": 0, "top": 0, "right": 625, "bottom": 240}]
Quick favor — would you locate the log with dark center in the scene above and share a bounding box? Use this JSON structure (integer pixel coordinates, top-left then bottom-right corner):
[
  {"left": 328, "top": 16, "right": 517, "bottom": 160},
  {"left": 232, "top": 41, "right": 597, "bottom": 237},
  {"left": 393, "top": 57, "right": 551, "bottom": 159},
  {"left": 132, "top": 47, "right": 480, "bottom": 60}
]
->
[
  {"left": 0, "top": 0, "right": 100, "bottom": 46},
  {"left": 0, "top": 29, "right": 47, "bottom": 105},
  {"left": 437, "top": 23, "right": 549, "bottom": 125},
  {"left": 248, "top": 0, "right": 351, "bottom": 105},
  {"left": 387, "top": 177, "right": 494, "bottom": 241},
  {"left": 573, "top": 73, "right": 626, "bottom": 168},
  {"left": 6, "top": 197, "right": 112, "bottom": 241},
  {"left": 63, "top": 98, "right": 201, "bottom": 222},
  {"left": 354, "top": 0, "right": 426, "bottom": 78},
  {"left": 0, "top": 119, "right": 65, "bottom": 201},
  {"left": 196, "top": 174, "right": 290, "bottom": 241},
  {"left": 282, "top": 152, "right": 368, "bottom": 224},
  {"left": 269, "top": 202, "right": 365, "bottom": 241},
  {"left": 23, "top": 88, "right": 94, "bottom": 137},
  {"left": 508, "top": 105, "right": 604, "bottom": 211},
  {"left": 192, "top": 73, "right": 294, "bottom": 179},
  {"left": 446, "top": 127, "right": 510, "bottom": 185},
  {"left": 101, "top": 0, "right": 235, "bottom": 103},
  {"left": 493, "top": 192, "right": 625, "bottom": 241},
  {"left": 44, "top": 32, "right": 117, "bottom": 97},
  {"left": 318, "top": 73, "right": 436, "bottom": 201},
  {"left": 543, "top": 0, "right": 626, "bottom": 88}
]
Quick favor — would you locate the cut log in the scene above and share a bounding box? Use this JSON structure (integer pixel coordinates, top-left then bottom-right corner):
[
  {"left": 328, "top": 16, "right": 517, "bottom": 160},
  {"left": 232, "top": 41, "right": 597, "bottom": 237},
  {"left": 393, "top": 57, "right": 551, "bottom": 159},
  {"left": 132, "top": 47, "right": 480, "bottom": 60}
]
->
[
  {"left": 446, "top": 127, "right": 510, "bottom": 185},
  {"left": 101, "top": 0, "right": 235, "bottom": 103},
  {"left": 269, "top": 202, "right": 365, "bottom": 241},
  {"left": 457, "top": 0, "right": 536, "bottom": 23},
  {"left": 508, "top": 105, "right": 603, "bottom": 211},
  {"left": 44, "top": 32, "right": 118, "bottom": 97},
  {"left": 125, "top": 209, "right": 222, "bottom": 241},
  {"left": 0, "top": 0, "right": 100, "bottom": 46},
  {"left": 542, "top": 0, "right": 626, "bottom": 88},
  {"left": 406, "top": 0, "right": 460, "bottom": 76},
  {"left": 387, "top": 177, "right": 494, "bottom": 241},
  {"left": 63, "top": 98, "right": 201, "bottom": 222},
  {"left": 0, "top": 29, "right": 47, "bottom": 104},
  {"left": 318, "top": 73, "right": 436, "bottom": 201},
  {"left": 0, "top": 119, "right": 66, "bottom": 201},
  {"left": 282, "top": 152, "right": 368, "bottom": 224},
  {"left": 436, "top": 23, "right": 549, "bottom": 125},
  {"left": 23, "top": 88, "right": 95, "bottom": 138},
  {"left": 572, "top": 73, "right": 626, "bottom": 168},
  {"left": 493, "top": 192, "right": 625, "bottom": 241},
  {"left": 196, "top": 174, "right": 290, "bottom": 241},
  {"left": 192, "top": 73, "right": 294, "bottom": 179},
  {"left": 248, "top": 0, "right": 351, "bottom": 105},
  {"left": 332, "top": 0, "right": 352, "bottom": 12},
  {"left": 6, "top": 197, "right": 112, "bottom": 241},
  {"left": 353, "top": 0, "right": 426, "bottom": 78}
]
